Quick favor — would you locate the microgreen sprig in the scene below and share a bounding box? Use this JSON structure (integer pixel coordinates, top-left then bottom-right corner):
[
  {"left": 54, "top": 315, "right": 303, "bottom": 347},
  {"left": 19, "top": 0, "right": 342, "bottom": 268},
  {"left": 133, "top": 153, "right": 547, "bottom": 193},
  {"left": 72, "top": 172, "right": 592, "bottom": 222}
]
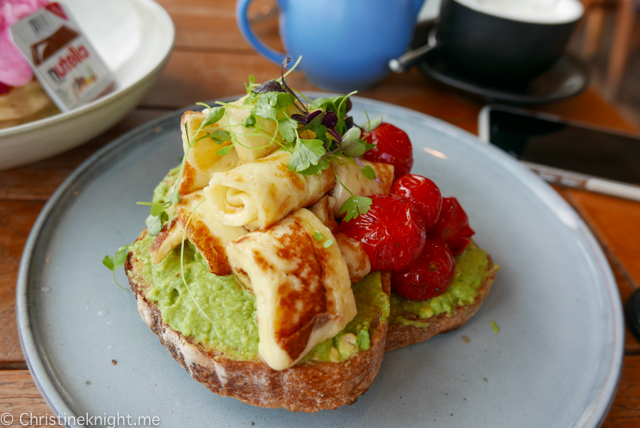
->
[{"left": 102, "top": 246, "right": 129, "bottom": 290}]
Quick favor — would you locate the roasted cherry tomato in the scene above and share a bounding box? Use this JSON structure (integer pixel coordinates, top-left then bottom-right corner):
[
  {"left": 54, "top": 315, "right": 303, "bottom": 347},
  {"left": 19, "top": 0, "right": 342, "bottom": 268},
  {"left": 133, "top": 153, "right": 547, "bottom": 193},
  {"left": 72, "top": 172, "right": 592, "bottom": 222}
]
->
[
  {"left": 446, "top": 224, "right": 475, "bottom": 256},
  {"left": 429, "top": 197, "right": 475, "bottom": 256},
  {"left": 391, "top": 174, "right": 443, "bottom": 230},
  {"left": 363, "top": 123, "right": 413, "bottom": 179},
  {"left": 339, "top": 194, "right": 426, "bottom": 271},
  {"left": 391, "top": 238, "right": 455, "bottom": 300}
]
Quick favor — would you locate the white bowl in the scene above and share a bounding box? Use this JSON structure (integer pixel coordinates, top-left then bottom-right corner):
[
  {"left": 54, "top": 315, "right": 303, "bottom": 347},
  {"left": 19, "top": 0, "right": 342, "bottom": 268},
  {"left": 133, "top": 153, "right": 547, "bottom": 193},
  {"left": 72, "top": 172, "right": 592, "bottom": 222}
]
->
[{"left": 0, "top": 0, "right": 175, "bottom": 170}]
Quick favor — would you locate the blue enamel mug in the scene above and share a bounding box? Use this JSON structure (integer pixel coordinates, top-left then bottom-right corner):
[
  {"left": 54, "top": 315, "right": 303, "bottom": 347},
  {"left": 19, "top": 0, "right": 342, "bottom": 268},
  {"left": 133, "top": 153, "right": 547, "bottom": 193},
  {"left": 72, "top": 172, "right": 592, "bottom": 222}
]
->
[{"left": 237, "top": 0, "right": 425, "bottom": 91}]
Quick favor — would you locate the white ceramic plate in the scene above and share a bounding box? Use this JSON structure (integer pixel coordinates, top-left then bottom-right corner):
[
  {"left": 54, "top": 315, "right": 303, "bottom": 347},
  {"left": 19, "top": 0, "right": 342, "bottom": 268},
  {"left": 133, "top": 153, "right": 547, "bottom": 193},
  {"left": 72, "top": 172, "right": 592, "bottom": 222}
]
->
[
  {"left": 0, "top": 0, "right": 174, "bottom": 170},
  {"left": 18, "top": 96, "right": 624, "bottom": 427}
]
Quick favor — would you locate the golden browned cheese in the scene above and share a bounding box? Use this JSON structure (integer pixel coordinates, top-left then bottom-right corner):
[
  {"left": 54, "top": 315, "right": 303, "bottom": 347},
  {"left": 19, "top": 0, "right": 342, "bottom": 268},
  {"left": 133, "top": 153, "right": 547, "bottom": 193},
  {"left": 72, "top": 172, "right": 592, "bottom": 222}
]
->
[
  {"left": 309, "top": 196, "right": 371, "bottom": 283},
  {"left": 205, "top": 151, "right": 335, "bottom": 231},
  {"left": 335, "top": 233, "right": 371, "bottom": 283},
  {"left": 181, "top": 111, "right": 239, "bottom": 184},
  {"left": 226, "top": 208, "right": 356, "bottom": 370},
  {"left": 150, "top": 218, "right": 184, "bottom": 264},
  {"left": 309, "top": 195, "right": 339, "bottom": 233},
  {"left": 177, "top": 161, "right": 210, "bottom": 196},
  {"left": 150, "top": 191, "right": 247, "bottom": 275}
]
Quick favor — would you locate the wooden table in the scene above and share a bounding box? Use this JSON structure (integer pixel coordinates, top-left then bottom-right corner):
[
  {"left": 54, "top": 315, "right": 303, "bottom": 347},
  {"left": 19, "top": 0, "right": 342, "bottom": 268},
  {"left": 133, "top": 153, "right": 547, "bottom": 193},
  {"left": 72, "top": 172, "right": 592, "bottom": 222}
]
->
[{"left": 1, "top": 1, "right": 639, "bottom": 426}]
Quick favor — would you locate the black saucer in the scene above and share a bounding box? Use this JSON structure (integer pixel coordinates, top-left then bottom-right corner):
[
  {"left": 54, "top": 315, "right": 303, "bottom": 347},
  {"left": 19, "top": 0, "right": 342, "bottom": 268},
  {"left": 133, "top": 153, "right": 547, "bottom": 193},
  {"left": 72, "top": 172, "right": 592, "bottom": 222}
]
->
[
  {"left": 626, "top": 288, "right": 640, "bottom": 344},
  {"left": 413, "top": 23, "right": 589, "bottom": 105}
]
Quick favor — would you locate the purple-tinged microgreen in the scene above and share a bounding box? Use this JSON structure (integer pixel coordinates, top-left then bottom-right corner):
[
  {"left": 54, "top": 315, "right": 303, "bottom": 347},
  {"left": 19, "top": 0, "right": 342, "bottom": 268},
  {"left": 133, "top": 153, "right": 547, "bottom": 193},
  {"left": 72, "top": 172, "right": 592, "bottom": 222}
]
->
[
  {"left": 253, "top": 79, "right": 285, "bottom": 94},
  {"left": 279, "top": 57, "right": 308, "bottom": 115}
]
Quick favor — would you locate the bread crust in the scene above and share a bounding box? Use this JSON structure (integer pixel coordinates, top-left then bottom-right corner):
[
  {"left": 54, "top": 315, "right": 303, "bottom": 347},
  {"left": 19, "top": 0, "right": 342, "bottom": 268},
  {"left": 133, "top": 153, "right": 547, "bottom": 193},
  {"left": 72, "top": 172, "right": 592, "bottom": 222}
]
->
[
  {"left": 125, "top": 232, "right": 391, "bottom": 412},
  {"left": 385, "top": 256, "right": 496, "bottom": 352}
]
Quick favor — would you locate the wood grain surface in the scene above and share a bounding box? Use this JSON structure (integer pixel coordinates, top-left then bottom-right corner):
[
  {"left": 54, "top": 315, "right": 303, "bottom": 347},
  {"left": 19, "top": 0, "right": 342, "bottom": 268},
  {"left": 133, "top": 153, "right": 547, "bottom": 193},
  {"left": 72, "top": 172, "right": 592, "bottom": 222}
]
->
[{"left": 1, "top": 0, "right": 638, "bottom": 425}]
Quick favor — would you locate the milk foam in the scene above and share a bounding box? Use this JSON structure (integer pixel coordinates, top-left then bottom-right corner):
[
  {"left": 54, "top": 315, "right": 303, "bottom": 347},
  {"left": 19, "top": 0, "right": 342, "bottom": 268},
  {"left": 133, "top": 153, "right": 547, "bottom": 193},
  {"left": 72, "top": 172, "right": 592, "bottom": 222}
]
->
[{"left": 455, "top": 0, "right": 583, "bottom": 23}]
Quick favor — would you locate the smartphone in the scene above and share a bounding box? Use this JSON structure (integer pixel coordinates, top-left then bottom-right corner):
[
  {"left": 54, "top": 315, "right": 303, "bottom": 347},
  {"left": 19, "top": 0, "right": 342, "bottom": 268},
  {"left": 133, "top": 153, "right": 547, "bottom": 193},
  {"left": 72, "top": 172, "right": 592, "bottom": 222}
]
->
[{"left": 478, "top": 105, "right": 640, "bottom": 202}]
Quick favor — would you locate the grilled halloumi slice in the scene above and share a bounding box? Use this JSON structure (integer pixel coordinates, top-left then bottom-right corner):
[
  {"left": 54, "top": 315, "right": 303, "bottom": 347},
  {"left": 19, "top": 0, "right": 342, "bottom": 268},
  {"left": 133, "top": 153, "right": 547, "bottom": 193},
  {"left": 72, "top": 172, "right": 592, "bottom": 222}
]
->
[
  {"left": 205, "top": 151, "right": 335, "bottom": 231},
  {"left": 150, "top": 191, "right": 247, "bottom": 275},
  {"left": 226, "top": 208, "right": 356, "bottom": 371},
  {"left": 181, "top": 111, "right": 239, "bottom": 184},
  {"left": 309, "top": 196, "right": 371, "bottom": 283},
  {"left": 219, "top": 96, "right": 301, "bottom": 164},
  {"left": 330, "top": 158, "right": 394, "bottom": 217}
]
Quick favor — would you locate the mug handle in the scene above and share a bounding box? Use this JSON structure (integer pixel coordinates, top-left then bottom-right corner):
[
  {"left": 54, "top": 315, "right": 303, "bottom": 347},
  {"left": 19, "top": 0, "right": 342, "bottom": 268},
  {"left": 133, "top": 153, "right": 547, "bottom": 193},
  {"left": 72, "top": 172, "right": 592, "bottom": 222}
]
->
[{"left": 236, "top": 0, "right": 287, "bottom": 65}]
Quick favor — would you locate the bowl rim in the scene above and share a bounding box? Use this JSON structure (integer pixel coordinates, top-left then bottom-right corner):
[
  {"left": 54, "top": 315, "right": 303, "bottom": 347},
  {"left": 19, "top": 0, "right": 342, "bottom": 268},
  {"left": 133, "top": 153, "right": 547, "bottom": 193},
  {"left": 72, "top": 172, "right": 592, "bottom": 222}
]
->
[{"left": 0, "top": 0, "right": 175, "bottom": 141}]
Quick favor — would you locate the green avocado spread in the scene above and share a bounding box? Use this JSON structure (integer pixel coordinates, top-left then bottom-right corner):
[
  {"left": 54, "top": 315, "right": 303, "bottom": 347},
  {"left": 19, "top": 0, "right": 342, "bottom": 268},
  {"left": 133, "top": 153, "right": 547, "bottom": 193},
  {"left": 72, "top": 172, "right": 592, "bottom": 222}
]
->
[
  {"left": 130, "top": 236, "right": 389, "bottom": 362},
  {"left": 129, "top": 170, "right": 390, "bottom": 363},
  {"left": 390, "top": 243, "right": 498, "bottom": 330}
]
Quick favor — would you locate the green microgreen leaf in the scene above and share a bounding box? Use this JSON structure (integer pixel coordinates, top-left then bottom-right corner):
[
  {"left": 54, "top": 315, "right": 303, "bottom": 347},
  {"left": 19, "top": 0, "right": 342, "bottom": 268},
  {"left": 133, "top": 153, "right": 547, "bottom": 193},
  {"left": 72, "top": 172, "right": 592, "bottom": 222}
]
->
[
  {"left": 361, "top": 165, "right": 376, "bottom": 180},
  {"left": 103, "top": 246, "right": 129, "bottom": 290},
  {"left": 301, "top": 158, "right": 331, "bottom": 175},
  {"left": 323, "top": 239, "right": 333, "bottom": 248},
  {"left": 217, "top": 145, "right": 233, "bottom": 156},
  {"left": 342, "top": 140, "right": 367, "bottom": 157},
  {"left": 311, "top": 91, "right": 357, "bottom": 134},
  {"left": 255, "top": 92, "right": 295, "bottom": 121},
  {"left": 102, "top": 255, "right": 114, "bottom": 271},
  {"left": 342, "top": 127, "right": 361, "bottom": 145},
  {"left": 340, "top": 196, "right": 373, "bottom": 222},
  {"left": 201, "top": 107, "right": 225, "bottom": 128},
  {"left": 114, "top": 246, "right": 128, "bottom": 268},
  {"left": 341, "top": 127, "right": 365, "bottom": 156},
  {"left": 278, "top": 118, "right": 298, "bottom": 143},
  {"left": 313, "top": 231, "right": 324, "bottom": 241},
  {"left": 209, "top": 129, "right": 231, "bottom": 144},
  {"left": 255, "top": 92, "right": 279, "bottom": 120},
  {"left": 242, "top": 110, "right": 257, "bottom": 127},
  {"left": 149, "top": 203, "right": 165, "bottom": 217},
  {"left": 288, "top": 139, "right": 325, "bottom": 173},
  {"left": 277, "top": 92, "right": 295, "bottom": 108},
  {"left": 315, "top": 124, "right": 327, "bottom": 140}
]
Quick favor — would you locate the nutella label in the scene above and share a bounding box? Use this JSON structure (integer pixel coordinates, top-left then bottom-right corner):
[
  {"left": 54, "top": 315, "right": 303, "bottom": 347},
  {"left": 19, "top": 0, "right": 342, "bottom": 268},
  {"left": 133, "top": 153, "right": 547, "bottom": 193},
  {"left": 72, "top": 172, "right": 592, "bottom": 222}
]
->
[{"left": 9, "top": 3, "right": 117, "bottom": 111}]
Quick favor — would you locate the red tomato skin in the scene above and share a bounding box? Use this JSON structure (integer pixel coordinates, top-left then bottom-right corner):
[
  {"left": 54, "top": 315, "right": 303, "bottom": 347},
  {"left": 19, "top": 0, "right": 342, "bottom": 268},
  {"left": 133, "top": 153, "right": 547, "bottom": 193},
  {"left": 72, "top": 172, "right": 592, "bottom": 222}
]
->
[
  {"left": 391, "top": 174, "right": 443, "bottom": 230},
  {"left": 339, "top": 195, "right": 427, "bottom": 271},
  {"left": 429, "top": 197, "right": 475, "bottom": 255},
  {"left": 363, "top": 123, "right": 413, "bottom": 179},
  {"left": 391, "top": 238, "right": 455, "bottom": 301},
  {"left": 447, "top": 225, "right": 475, "bottom": 256}
]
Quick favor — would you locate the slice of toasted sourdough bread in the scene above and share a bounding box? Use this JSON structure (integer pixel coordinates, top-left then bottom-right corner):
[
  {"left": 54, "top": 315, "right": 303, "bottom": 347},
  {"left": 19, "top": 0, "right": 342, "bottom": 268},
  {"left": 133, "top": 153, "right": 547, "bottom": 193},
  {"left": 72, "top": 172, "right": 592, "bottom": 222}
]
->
[
  {"left": 126, "top": 231, "right": 391, "bottom": 412},
  {"left": 385, "top": 253, "right": 497, "bottom": 352}
]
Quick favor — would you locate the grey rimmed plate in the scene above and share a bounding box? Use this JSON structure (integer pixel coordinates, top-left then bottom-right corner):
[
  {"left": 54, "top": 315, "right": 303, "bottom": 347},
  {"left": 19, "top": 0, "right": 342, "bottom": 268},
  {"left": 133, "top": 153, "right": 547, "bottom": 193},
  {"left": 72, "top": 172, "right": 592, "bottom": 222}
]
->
[{"left": 18, "top": 95, "right": 624, "bottom": 427}]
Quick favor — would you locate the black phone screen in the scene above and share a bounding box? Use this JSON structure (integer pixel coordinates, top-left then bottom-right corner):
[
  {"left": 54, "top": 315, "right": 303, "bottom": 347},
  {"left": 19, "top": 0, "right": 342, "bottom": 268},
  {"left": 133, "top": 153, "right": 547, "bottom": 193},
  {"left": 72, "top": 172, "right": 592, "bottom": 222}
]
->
[{"left": 488, "top": 108, "right": 640, "bottom": 185}]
